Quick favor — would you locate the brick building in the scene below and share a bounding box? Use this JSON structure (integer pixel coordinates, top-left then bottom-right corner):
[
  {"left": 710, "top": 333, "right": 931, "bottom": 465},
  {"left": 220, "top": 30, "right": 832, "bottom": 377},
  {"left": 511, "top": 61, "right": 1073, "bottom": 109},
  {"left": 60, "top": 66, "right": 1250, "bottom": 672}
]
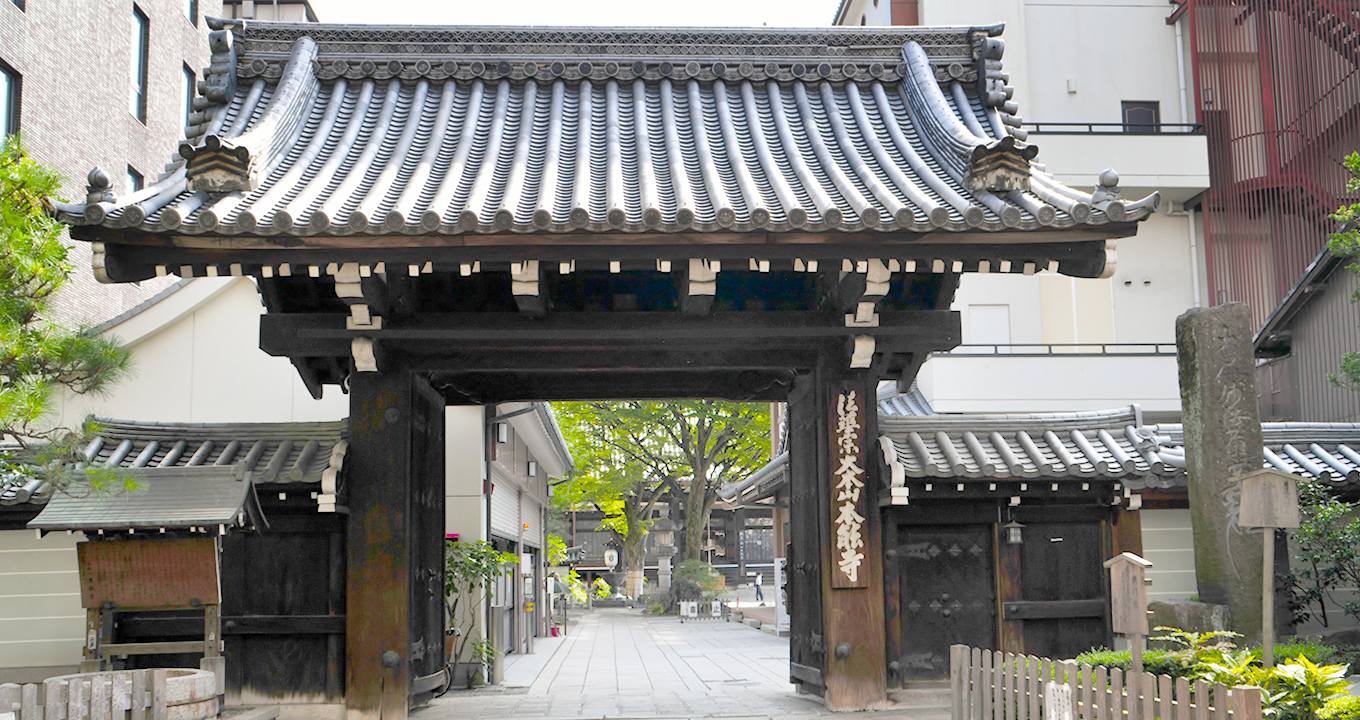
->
[{"left": 0, "top": 0, "right": 220, "bottom": 326}]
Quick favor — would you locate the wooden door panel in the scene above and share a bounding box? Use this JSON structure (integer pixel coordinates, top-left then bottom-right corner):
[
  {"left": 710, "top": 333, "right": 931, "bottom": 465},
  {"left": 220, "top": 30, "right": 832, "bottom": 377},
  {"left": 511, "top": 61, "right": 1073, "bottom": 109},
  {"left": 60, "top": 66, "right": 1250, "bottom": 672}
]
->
[
  {"left": 1018, "top": 521, "right": 1108, "bottom": 657},
  {"left": 896, "top": 524, "right": 995, "bottom": 680},
  {"left": 221, "top": 529, "right": 345, "bottom": 704}
]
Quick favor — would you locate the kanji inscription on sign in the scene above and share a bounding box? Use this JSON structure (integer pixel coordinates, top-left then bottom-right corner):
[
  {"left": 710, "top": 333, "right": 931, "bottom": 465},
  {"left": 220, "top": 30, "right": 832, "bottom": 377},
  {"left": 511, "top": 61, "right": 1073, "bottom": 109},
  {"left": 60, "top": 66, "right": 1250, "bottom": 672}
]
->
[{"left": 831, "top": 389, "right": 870, "bottom": 589}]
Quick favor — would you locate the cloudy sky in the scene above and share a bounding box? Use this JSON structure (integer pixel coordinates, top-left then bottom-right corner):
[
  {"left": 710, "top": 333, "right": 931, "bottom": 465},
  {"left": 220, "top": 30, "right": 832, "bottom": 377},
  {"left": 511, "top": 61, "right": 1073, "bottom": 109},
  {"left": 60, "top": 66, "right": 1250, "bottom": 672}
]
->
[{"left": 304, "top": 0, "right": 840, "bottom": 27}]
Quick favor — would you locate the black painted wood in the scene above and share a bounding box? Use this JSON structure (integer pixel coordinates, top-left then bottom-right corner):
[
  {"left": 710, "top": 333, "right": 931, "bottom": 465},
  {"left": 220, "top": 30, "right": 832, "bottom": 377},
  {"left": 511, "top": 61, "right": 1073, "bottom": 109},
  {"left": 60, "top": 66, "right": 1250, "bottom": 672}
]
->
[
  {"left": 1002, "top": 599, "right": 1106, "bottom": 620},
  {"left": 408, "top": 377, "right": 446, "bottom": 703},
  {"left": 1018, "top": 521, "right": 1109, "bottom": 658},
  {"left": 787, "top": 370, "right": 827, "bottom": 693},
  {"left": 260, "top": 310, "right": 962, "bottom": 354},
  {"left": 893, "top": 524, "right": 995, "bottom": 681},
  {"left": 221, "top": 527, "right": 346, "bottom": 703}
]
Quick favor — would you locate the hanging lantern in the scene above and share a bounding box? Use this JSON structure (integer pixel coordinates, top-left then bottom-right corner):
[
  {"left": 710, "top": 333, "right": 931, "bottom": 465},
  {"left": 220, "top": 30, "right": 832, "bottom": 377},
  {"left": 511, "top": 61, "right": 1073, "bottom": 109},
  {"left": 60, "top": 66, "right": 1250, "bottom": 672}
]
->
[{"left": 1004, "top": 520, "right": 1025, "bottom": 545}]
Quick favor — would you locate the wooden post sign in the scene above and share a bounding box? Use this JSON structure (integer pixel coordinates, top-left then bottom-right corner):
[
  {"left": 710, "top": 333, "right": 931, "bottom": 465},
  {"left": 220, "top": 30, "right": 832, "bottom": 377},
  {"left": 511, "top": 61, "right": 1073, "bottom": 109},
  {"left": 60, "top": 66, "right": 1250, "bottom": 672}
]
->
[
  {"left": 830, "top": 388, "right": 869, "bottom": 589},
  {"left": 1105, "top": 552, "right": 1152, "bottom": 719},
  {"left": 1237, "top": 468, "right": 1300, "bottom": 668}
]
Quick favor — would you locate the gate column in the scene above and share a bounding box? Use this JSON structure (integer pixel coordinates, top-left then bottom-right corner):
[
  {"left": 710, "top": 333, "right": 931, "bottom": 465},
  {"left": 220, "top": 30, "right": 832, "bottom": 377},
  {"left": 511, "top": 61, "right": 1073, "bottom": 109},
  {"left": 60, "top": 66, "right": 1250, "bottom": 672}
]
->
[
  {"left": 788, "top": 362, "right": 887, "bottom": 710},
  {"left": 346, "top": 361, "right": 446, "bottom": 720}
]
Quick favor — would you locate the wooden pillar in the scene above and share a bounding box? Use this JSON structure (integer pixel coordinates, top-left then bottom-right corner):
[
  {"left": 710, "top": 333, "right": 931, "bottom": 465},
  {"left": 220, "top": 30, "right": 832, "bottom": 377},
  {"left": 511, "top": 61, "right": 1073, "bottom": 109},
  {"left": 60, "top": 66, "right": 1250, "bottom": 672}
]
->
[
  {"left": 346, "top": 363, "right": 445, "bottom": 720},
  {"left": 997, "top": 526, "right": 1024, "bottom": 653},
  {"left": 1112, "top": 509, "right": 1143, "bottom": 557},
  {"left": 789, "top": 362, "right": 887, "bottom": 710}
]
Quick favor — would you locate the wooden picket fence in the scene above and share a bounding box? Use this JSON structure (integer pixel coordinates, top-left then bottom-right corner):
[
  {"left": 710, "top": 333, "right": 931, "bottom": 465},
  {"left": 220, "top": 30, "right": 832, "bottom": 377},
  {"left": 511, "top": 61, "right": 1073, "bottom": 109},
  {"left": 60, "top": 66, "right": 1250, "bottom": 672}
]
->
[
  {"left": 950, "top": 645, "right": 1264, "bottom": 720},
  {"left": 0, "top": 670, "right": 171, "bottom": 720}
]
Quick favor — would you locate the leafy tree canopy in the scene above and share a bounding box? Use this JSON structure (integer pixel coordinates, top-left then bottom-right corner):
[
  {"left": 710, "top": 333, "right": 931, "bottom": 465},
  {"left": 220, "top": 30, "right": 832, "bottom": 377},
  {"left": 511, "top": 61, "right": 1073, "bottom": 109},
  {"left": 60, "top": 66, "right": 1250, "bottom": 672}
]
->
[
  {"left": 553, "top": 400, "right": 769, "bottom": 564},
  {"left": 0, "top": 137, "right": 133, "bottom": 492}
]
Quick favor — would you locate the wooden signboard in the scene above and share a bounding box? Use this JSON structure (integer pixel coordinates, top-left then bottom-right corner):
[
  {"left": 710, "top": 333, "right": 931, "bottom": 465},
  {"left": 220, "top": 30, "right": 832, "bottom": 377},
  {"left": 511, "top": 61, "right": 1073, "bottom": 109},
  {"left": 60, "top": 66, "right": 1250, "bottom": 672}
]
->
[
  {"left": 78, "top": 537, "right": 220, "bottom": 610},
  {"left": 1236, "top": 468, "right": 1300, "bottom": 667},
  {"left": 830, "top": 388, "right": 870, "bottom": 589},
  {"left": 1238, "top": 469, "right": 1300, "bottom": 529},
  {"left": 1104, "top": 552, "right": 1152, "bottom": 636}
]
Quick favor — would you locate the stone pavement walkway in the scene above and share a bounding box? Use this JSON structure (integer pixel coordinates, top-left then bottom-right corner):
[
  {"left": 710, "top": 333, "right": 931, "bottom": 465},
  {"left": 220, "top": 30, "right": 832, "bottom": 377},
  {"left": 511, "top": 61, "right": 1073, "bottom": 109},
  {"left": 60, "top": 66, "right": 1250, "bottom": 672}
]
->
[{"left": 421, "top": 607, "right": 833, "bottom": 720}]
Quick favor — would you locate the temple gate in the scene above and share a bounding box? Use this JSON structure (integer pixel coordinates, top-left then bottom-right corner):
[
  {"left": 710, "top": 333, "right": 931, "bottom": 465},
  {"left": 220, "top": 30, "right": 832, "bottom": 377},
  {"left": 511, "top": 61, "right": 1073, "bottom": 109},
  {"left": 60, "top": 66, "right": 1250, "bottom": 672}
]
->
[{"left": 52, "top": 17, "right": 1158, "bottom": 716}]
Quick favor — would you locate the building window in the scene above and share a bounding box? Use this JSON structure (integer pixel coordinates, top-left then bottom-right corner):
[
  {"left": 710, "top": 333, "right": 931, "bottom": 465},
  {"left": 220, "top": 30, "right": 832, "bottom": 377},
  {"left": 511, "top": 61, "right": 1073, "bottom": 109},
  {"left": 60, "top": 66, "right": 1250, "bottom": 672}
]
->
[
  {"left": 130, "top": 6, "right": 149, "bottom": 122},
  {"left": 0, "top": 60, "right": 18, "bottom": 139},
  {"left": 182, "top": 64, "right": 196, "bottom": 126},
  {"left": 1121, "top": 100, "right": 1160, "bottom": 134},
  {"left": 126, "top": 166, "right": 143, "bottom": 194},
  {"left": 184, "top": 0, "right": 197, "bottom": 25},
  {"left": 9, "top": 0, "right": 24, "bottom": 11}
]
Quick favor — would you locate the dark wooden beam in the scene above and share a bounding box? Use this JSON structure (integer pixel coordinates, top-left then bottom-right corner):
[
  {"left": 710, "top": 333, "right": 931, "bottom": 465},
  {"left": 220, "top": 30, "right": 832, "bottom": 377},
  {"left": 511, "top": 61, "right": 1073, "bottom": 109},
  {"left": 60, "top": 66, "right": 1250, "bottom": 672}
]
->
[
  {"left": 90, "top": 236, "right": 1124, "bottom": 282},
  {"left": 260, "top": 310, "right": 961, "bottom": 356},
  {"left": 406, "top": 347, "right": 823, "bottom": 372},
  {"left": 428, "top": 368, "right": 799, "bottom": 402}
]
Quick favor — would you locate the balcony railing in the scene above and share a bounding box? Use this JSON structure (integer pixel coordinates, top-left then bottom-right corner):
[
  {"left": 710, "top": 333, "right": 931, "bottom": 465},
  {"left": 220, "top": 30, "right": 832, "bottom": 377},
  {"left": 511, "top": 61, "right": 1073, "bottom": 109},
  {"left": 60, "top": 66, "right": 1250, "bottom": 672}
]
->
[
  {"left": 1023, "top": 122, "right": 1204, "bottom": 135},
  {"left": 937, "top": 343, "right": 1178, "bottom": 357}
]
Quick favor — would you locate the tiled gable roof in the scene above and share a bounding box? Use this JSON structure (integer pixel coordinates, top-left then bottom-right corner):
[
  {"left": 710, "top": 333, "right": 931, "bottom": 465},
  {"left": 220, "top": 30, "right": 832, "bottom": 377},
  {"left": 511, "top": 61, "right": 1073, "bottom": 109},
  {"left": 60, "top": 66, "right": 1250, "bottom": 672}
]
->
[
  {"left": 0, "top": 417, "right": 347, "bottom": 508},
  {"left": 51, "top": 22, "right": 1157, "bottom": 246}
]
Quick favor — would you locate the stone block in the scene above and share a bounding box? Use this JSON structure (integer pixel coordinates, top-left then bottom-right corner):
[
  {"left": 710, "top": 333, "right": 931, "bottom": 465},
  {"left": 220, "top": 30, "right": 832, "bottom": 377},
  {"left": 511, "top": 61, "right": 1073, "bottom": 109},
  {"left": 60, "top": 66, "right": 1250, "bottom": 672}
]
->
[
  {"left": 1176, "top": 304, "right": 1265, "bottom": 643},
  {"left": 1147, "top": 600, "right": 1231, "bottom": 649}
]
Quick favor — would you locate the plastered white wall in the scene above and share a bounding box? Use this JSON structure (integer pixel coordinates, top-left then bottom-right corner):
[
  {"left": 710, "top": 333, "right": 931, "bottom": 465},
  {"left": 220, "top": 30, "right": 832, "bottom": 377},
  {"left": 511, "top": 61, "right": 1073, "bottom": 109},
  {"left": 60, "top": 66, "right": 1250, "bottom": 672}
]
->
[
  {"left": 446, "top": 406, "right": 488, "bottom": 542},
  {"left": 923, "top": 354, "right": 1180, "bottom": 413},
  {"left": 0, "top": 530, "right": 85, "bottom": 671},
  {"left": 55, "top": 278, "right": 348, "bottom": 426},
  {"left": 1141, "top": 509, "right": 1198, "bottom": 603}
]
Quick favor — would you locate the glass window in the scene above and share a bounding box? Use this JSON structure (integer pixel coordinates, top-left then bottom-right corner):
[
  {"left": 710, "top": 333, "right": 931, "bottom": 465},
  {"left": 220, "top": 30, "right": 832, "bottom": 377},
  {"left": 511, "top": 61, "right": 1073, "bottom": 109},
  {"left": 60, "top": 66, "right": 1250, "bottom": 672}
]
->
[
  {"left": 130, "top": 6, "right": 149, "bottom": 122},
  {"left": 9, "top": 0, "right": 24, "bottom": 11},
  {"left": 1121, "top": 100, "right": 1161, "bottom": 134},
  {"left": 184, "top": 0, "right": 197, "bottom": 25},
  {"left": 182, "top": 64, "right": 196, "bottom": 126},
  {"left": 0, "top": 60, "right": 18, "bottom": 138},
  {"left": 126, "top": 166, "right": 143, "bottom": 194}
]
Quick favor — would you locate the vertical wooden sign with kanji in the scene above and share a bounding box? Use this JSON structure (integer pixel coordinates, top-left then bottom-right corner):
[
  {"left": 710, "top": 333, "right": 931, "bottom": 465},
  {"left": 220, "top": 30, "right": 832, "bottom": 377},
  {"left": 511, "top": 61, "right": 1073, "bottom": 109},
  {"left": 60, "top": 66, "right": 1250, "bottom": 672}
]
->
[{"left": 830, "top": 388, "right": 870, "bottom": 589}]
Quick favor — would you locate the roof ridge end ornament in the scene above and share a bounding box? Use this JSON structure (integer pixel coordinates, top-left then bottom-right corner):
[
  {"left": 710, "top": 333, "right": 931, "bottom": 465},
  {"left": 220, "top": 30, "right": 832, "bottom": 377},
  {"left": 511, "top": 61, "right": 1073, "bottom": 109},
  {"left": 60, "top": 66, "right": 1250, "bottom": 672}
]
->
[
  {"left": 183, "top": 36, "right": 320, "bottom": 194},
  {"left": 966, "top": 135, "right": 1037, "bottom": 193},
  {"left": 204, "top": 16, "right": 244, "bottom": 32}
]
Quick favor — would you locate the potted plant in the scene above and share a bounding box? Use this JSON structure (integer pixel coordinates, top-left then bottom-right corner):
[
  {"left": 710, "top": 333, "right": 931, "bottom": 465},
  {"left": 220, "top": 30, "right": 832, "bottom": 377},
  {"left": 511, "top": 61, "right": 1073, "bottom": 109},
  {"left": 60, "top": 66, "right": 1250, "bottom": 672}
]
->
[{"left": 444, "top": 540, "right": 517, "bottom": 688}]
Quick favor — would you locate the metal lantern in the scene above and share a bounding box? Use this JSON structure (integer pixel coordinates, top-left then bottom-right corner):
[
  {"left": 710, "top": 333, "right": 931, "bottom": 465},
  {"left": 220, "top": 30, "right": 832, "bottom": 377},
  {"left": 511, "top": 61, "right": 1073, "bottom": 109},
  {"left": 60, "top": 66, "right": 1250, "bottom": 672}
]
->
[{"left": 1004, "top": 520, "right": 1025, "bottom": 545}]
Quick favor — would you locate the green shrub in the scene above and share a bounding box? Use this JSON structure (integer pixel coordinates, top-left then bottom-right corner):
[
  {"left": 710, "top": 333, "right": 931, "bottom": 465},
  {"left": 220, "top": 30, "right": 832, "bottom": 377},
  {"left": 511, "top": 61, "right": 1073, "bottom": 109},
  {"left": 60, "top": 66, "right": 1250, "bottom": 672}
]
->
[
  {"left": 675, "top": 560, "right": 725, "bottom": 593},
  {"left": 1073, "top": 648, "right": 1188, "bottom": 677},
  {"left": 1274, "top": 639, "right": 1339, "bottom": 666},
  {"left": 1320, "top": 696, "right": 1360, "bottom": 720}
]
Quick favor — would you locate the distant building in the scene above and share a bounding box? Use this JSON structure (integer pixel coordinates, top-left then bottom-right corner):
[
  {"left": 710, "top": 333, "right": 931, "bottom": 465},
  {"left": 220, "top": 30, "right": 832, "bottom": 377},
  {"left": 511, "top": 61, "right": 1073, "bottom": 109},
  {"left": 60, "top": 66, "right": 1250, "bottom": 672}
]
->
[{"left": 220, "top": 0, "right": 318, "bottom": 22}]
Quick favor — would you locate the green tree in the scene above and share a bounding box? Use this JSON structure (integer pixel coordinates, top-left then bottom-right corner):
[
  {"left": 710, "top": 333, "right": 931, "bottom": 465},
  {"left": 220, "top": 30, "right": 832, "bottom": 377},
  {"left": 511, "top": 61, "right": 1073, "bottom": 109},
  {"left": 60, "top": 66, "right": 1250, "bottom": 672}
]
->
[
  {"left": 1283, "top": 480, "right": 1360, "bottom": 628},
  {"left": 1325, "top": 152, "right": 1360, "bottom": 389},
  {"left": 553, "top": 403, "right": 670, "bottom": 598},
  {"left": 554, "top": 400, "right": 770, "bottom": 580},
  {"left": 0, "top": 137, "right": 132, "bottom": 492}
]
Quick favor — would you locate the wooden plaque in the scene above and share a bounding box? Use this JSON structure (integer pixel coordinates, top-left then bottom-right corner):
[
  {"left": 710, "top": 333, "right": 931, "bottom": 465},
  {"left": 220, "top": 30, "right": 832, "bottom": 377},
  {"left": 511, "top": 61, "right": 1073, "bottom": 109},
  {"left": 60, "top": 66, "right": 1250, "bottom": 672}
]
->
[
  {"left": 829, "top": 387, "right": 870, "bottom": 589},
  {"left": 1237, "top": 469, "right": 1300, "bottom": 529},
  {"left": 78, "top": 537, "right": 220, "bottom": 610},
  {"left": 1104, "top": 552, "right": 1152, "bottom": 636}
]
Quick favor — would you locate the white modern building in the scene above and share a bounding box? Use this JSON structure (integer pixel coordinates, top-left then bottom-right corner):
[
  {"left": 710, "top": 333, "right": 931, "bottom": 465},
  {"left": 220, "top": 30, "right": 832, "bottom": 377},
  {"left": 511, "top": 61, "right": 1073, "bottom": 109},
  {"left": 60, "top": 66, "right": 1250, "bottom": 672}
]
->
[
  {"left": 832, "top": 0, "right": 1211, "bottom": 607},
  {"left": 839, "top": 0, "right": 1209, "bottom": 419}
]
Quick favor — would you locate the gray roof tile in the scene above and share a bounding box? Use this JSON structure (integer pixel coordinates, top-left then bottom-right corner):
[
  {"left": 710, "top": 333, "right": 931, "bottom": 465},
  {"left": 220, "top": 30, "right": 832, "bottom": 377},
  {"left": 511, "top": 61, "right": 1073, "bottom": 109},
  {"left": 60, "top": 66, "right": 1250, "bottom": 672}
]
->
[
  {"left": 27, "top": 466, "right": 254, "bottom": 531},
  {"left": 0, "top": 418, "right": 347, "bottom": 507},
  {"left": 52, "top": 22, "right": 1158, "bottom": 245}
]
